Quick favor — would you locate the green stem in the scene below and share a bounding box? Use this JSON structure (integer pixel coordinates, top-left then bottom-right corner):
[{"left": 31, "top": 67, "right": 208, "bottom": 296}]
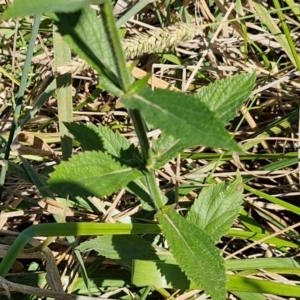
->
[
  {"left": 129, "top": 109, "right": 151, "bottom": 166},
  {"left": 100, "top": 0, "right": 131, "bottom": 91},
  {"left": 129, "top": 109, "right": 165, "bottom": 209},
  {"left": 140, "top": 286, "right": 152, "bottom": 300},
  {"left": 145, "top": 171, "right": 165, "bottom": 210},
  {"left": 154, "top": 287, "right": 174, "bottom": 300}
]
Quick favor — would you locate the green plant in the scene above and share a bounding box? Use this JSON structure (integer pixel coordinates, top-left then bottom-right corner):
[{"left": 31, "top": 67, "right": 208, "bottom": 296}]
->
[{"left": 6, "top": 1, "right": 300, "bottom": 299}]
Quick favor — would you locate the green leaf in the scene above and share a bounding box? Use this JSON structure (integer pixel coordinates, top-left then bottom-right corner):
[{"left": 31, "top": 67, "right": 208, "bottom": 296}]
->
[
  {"left": 194, "top": 73, "right": 256, "bottom": 125},
  {"left": 123, "top": 88, "right": 240, "bottom": 151},
  {"left": 53, "top": 8, "right": 124, "bottom": 95},
  {"left": 126, "top": 178, "right": 156, "bottom": 211},
  {"left": 64, "top": 122, "right": 106, "bottom": 151},
  {"left": 77, "top": 235, "right": 174, "bottom": 269},
  {"left": 157, "top": 206, "right": 227, "bottom": 300},
  {"left": 128, "top": 74, "right": 152, "bottom": 94},
  {"left": 187, "top": 176, "right": 244, "bottom": 243},
  {"left": 64, "top": 122, "right": 141, "bottom": 167},
  {"left": 4, "top": 0, "right": 104, "bottom": 19},
  {"left": 8, "top": 161, "right": 32, "bottom": 183},
  {"left": 20, "top": 157, "right": 54, "bottom": 199},
  {"left": 153, "top": 134, "right": 184, "bottom": 168},
  {"left": 48, "top": 151, "right": 143, "bottom": 197}
]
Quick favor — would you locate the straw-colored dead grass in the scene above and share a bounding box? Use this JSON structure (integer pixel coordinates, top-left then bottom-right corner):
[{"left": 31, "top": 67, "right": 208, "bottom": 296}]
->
[{"left": 1, "top": 0, "right": 300, "bottom": 299}]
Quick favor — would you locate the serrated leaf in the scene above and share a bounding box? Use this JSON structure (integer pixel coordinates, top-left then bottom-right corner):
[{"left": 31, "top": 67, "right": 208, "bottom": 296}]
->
[
  {"left": 64, "top": 122, "right": 141, "bottom": 166},
  {"left": 53, "top": 8, "right": 123, "bottom": 95},
  {"left": 48, "top": 151, "right": 143, "bottom": 197},
  {"left": 123, "top": 88, "right": 239, "bottom": 151},
  {"left": 77, "top": 235, "right": 174, "bottom": 269},
  {"left": 187, "top": 176, "right": 244, "bottom": 243},
  {"left": 65, "top": 122, "right": 105, "bottom": 151},
  {"left": 3, "top": 0, "right": 104, "bottom": 19},
  {"left": 157, "top": 206, "right": 227, "bottom": 300},
  {"left": 194, "top": 73, "right": 256, "bottom": 125}
]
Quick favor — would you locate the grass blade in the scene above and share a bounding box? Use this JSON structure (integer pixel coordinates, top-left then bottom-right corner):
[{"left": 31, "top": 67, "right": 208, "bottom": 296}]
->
[
  {"left": 251, "top": 0, "right": 297, "bottom": 67},
  {"left": 0, "top": 15, "right": 41, "bottom": 198},
  {"left": 53, "top": 28, "right": 73, "bottom": 160},
  {"left": 0, "top": 223, "right": 161, "bottom": 277}
]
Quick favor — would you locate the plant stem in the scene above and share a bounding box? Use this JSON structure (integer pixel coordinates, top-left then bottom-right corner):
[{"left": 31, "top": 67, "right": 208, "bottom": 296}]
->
[
  {"left": 145, "top": 171, "right": 165, "bottom": 210},
  {"left": 140, "top": 286, "right": 152, "bottom": 300},
  {"left": 100, "top": 0, "right": 132, "bottom": 91},
  {"left": 129, "top": 109, "right": 165, "bottom": 209},
  {"left": 129, "top": 109, "right": 151, "bottom": 166}
]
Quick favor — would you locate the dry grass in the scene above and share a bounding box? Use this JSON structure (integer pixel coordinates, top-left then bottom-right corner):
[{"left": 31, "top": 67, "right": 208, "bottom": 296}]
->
[{"left": 1, "top": 0, "right": 300, "bottom": 299}]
